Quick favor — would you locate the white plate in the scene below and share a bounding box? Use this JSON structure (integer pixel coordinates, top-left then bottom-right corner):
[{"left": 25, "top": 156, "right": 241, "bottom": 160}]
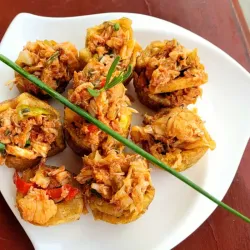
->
[{"left": 0, "top": 12, "right": 250, "bottom": 250}]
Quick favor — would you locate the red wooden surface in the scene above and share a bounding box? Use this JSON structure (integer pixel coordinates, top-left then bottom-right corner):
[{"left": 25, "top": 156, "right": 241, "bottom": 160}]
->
[{"left": 0, "top": 0, "right": 250, "bottom": 249}]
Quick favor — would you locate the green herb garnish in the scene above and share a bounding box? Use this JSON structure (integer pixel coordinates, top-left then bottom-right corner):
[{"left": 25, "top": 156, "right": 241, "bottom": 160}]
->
[
  {"left": 91, "top": 189, "right": 102, "bottom": 198},
  {"left": 4, "top": 129, "right": 11, "bottom": 136},
  {"left": 87, "top": 88, "right": 101, "bottom": 97},
  {"left": 105, "top": 56, "right": 120, "bottom": 85},
  {"left": 0, "top": 142, "right": 5, "bottom": 153},
  {"left": 25, "top": 139, "right": 31, "bottom": 147},
  {"left": 46, "top": 51, "right": 60, "bottom": 65},
  {"left": 21, "top": 108, "right": 30, "bottom": 114},
  {"left": 87, "top": 56, "right": 132, "bottom": 97},
  {"left": 86, "top": 178, "right": 93, "bottom": 185},
  {"left": 17, "top": 105, "right": 51, "bottom": 120},
  {"left": 113, "top": 23, "right": 120, "bottom": 31}
]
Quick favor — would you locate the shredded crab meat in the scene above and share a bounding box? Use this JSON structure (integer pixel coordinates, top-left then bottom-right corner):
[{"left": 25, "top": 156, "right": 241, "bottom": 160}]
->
[
  {"left": 91, "top": 183, "right": 112, "bottom": 200},
  {"left": 131, "top": 107, "right": 216, "bottom": 171},
  {"left": 70, "top": 67, "right": 132, "bottom": 120},
  {"left": 134, "top": 39, "right": 208, "bottom": 109},
  {"left": 18, "top": 188, "right": 57, "bottom": 225},
  {"left": 54, "top": 171, "right": 71, "bottom": 186},
  {"left": 66, "top": 30, "right": 138, "bottom": 155},
  {"left": 5, "top": 145, "right": 40, "bottom": 160},
  {"left": 75, "top": 166, "right": 93, "bottom": 184},
  {"left": 65, "top": 20, "right": 139, "bottom": 156},
  {"left": 30, "top": 167, "right": 50, "bottom": 188},
  {"left": 0, "top": 107, "right": 60, "bottom": 159},
  {"left": 15, "top": 40, "right": 79, "bottom": 94},
  {"left": 66, "top": 73, "right": 136, "bottom": 154},
  {"left": 73, "top": 55, "right": 116, "bottom": 89},
  {"left": 30, "top": 163, "right": 71, "bottom": 188},
  {"left": 136, "top": 39, "right": 208, "bottom": 93},
  {"left": 134, "top": 70, "right": 202, "bottom": 110},
  {"left": 80, "top": 18, "right": 140, "bottom": 68},
  {"left": 76, "top": 151, "right": 154, "bottom": 218}
]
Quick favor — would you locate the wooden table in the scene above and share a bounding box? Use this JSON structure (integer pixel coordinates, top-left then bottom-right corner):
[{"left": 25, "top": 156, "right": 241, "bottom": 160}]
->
[{"left": 0, "top": 0, "right": 250, "bottom": 249}]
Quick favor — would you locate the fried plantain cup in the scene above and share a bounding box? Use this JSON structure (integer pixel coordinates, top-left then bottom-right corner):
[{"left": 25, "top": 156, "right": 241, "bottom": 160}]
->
[
  {"left": 14, "top": 40, "right": 80, "bottom": 98},
  {"left": 76, "top": 150, "right": 155, "bottom": 224},
  {"left": 64, "top": 83, "right": 136, "bottom": 156},
  {"left": 64, "top": 105, "right": 132, "bottom": 156},
  {"left": 134, "top": 39, "right": 208, "bottom": 110},
  {"left": 133, "top": 71, "right": 202, "bottom": 111},
  {"left": 0, "top": 93, "right": 65, "bottom": 170},
  {"left": 79, "top": 17, "right": 141, "bottom": 84},
  {"left": 131, "top": 107, "right": 216, "bottom": 172},
  {"left": 15, "top": 162, "right": 86, "bottom": 226}
]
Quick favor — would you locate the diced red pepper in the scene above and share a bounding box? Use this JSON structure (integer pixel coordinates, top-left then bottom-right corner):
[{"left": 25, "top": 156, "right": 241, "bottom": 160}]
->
[
  {"left": 46, "top": 187, "right": 62, "bottom": 200},
  {"left": 64, "top": 184, "right": 79, "bottom": 201},
  {"left": 46, "top": 184, "right": 79, "bottom": 201},
  {"left": 100, "top": 79, "right": 106, "bottom": 88},
  {"left": 87, "top": 124, "right": 98, "bottom": 133},
  {"left": 13, "top": 172, "right": 34, "bottom": 195},
  {"left": 13, "top": 172, "right": 79, "bottom": 200}
]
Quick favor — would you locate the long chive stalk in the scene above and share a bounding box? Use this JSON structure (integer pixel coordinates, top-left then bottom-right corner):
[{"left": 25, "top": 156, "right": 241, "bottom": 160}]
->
[{"left": 0, "top": 54, "right": 249, "bottom": 223}]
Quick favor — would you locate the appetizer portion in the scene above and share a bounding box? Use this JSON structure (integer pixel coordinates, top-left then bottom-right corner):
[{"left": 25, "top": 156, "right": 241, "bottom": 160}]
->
[
  {"left": 76, "top": 151, "right": 155, "bottom": 224},
  {"left": 15, "top": 162, "right": 85, "bottom": 226},
  {"left": 72, "top": 54, "right": 131, "bottom": 89},
  {"left": 0, "top": 93, "right": 65, "bottom": 170},
  {"left": 79, "top": 17, "right": 141, "bottom": 70},
  {"left": 134, "top": 39, "right": 208, "bottom": 110},
  {"left": 15, "top": 40, "right": 80, "bottom": 98},
  {"left": 65, "top": 56, "right": 136, "bottom": 156},
  {"left": 131, "top": 107, "right": 216, "bottom": 172},
  {"left": 65, "top": 83, "right": 135, "bottom": 156}
]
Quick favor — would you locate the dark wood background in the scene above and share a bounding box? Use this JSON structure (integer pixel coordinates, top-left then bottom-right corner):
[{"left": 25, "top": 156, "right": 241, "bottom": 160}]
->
[{"left": 0, "top": 0, "right": 250, "bottom": 249}]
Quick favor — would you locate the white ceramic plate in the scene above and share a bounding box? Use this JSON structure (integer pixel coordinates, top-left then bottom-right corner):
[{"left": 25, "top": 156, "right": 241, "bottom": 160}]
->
[{"left": 0, "top": 12, "right": 250, "bottom": 250}]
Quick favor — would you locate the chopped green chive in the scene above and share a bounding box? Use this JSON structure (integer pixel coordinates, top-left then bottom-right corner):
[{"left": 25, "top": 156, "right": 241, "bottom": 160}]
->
[
  {"left": 25, "top": 139, "right": 31, "bottom": 147},
  {"left": 87, "top": 56, "right": 132, "bottom": 97},
  {"left": 86, "top": 178, "right": 93, "bottom": 185},
  {"left": 105, "top": 56, "right": 120, "bottom": 85},
  {"left": 113, "top": 23, "right": 120, "bottom": 31},
  {"left": 46, "top": 51, "right": 60, "bottom": 65},
  {"left": 4, "top": 129, "right": 11, "bottom": 136},
  {"left": 87, "top": 88, "right": 101, "bottom": 97},
  {"left": 0, "top": 142, "right": 5, "bottom": 152},
  {"left": 91, "top": 189, "right": 102, "bottom": 198},
  {"left": 21, "top": 108, "right": 30, "bottom": 114}
]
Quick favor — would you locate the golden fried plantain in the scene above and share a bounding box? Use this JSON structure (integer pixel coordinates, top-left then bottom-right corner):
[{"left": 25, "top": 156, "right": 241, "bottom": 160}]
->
[
  {"left": 133, "top": 71, "right": 202, "bottom": 110},
  {"left": 131, "top": 107, "right": 216, "bottom": 172},
  {"left": 0, "top": 93, "right": 65, "bottom": 170},
  {"left": 76, "top": 151, "right": 155, "bottom": 224},
  {"left": 89, "top": 186, "right": 155, "bottom": 224},
  {"left": 15, "top": 40, "right": 80, "bottom": 98},
  {"left": 15, "top": 163, "right": 86, "bottom": 226},
  {"left": 79, "top": 17, "right": 141, "bottom": 71},
  {"left": 134, "top": 39, "right": 207, "bottom": 110},
  {"left": 65, "top": 83, "right": 135, "bottom": 156}
]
